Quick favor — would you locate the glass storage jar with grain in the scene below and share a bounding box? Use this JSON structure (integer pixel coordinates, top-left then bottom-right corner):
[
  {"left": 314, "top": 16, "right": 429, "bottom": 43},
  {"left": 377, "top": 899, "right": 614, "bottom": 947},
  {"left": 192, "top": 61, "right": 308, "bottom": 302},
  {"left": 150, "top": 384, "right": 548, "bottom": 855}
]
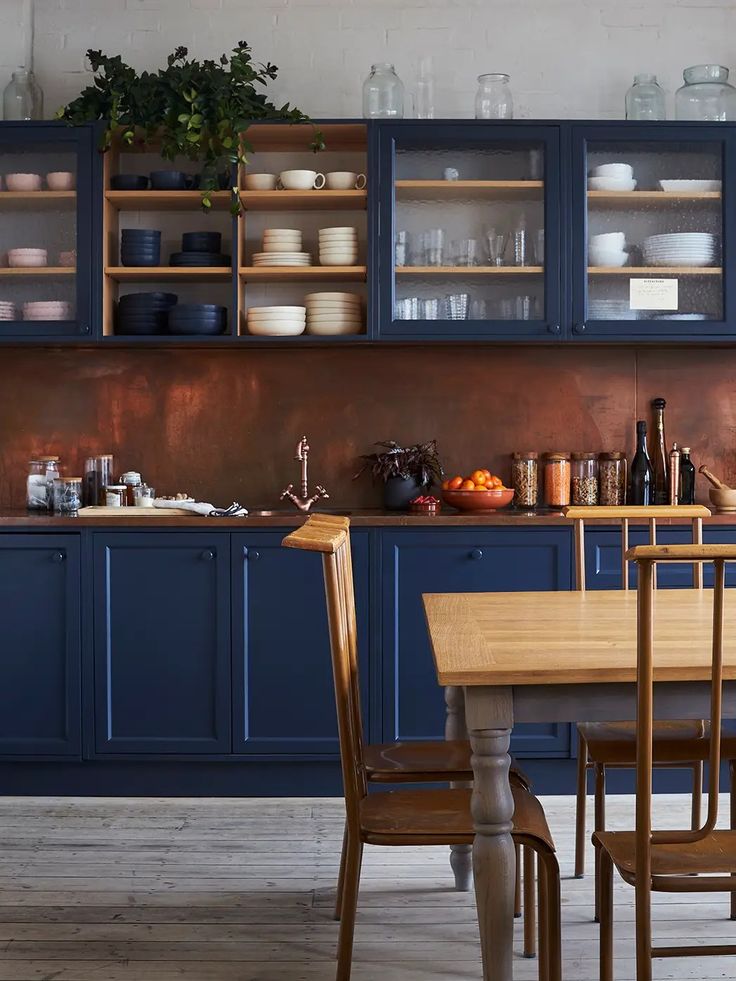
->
[
  {"left": 571, "top": 452, "right": 599, "bottom": 506},
  {"left": 598, "top": 451, "right": 627, "bottom": 506},
  {"left": 543, "top": 452, "right": 571, "bottom": 508},
  {"left": 511, "top": 451, "right": 538, "bottom": 508}
]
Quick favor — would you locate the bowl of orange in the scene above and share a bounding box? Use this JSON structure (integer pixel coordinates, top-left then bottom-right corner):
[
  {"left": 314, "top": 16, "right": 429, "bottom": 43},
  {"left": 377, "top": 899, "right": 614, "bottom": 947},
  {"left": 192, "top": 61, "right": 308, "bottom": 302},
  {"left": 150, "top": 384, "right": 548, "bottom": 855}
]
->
[{"left": 441, "top": 470, "right": 515, "bottom": 511}]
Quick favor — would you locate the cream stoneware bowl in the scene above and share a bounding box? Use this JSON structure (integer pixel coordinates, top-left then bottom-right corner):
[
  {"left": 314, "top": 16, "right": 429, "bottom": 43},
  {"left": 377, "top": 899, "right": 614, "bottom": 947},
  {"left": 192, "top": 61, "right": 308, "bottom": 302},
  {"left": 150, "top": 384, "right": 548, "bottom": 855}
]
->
[
  {"left": 46, "top": 171, "right": 75, "bottom": 191},
  {"left": 244, "top": 173, "right": 277, "bottom": 190},
  {"left": 6, "top": 173, "right": 41, "bottom": 191}
]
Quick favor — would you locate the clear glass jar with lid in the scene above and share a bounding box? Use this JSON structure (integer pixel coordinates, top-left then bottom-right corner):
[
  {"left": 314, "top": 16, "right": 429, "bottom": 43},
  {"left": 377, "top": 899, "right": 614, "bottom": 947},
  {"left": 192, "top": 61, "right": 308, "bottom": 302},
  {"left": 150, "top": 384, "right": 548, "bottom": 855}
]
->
[
  {"left": 543, "top": 452, "right": 571, "bottom": 508},
  {"left": 625, "top": 73, "right": 666, "bottom": 120},
  {"left": 27, "top": 456, "right": 60, "bottom": 510},
  {"left": 52, "top": 477, "right": 82, "bottom": 514},
  {"left": 120, "top": 470, "right": 142, "bottom": 507},
  {"left": 675, "top": 65, "right": 736, "bottom": 121},
  {"left": 598, "top": 452, "right": 627, "bottom": 506},
  {"left": 571, "top": 452, "right": 599, "bottom": 506},
  {"left": 510, "top": 451, "right": 538, "bottom": 508},
  {"left": 475, "top": 73, "right": 513, "bottom": 119},
  {"left": 362, "top": 63, "right": 404, "bottom": 118}
]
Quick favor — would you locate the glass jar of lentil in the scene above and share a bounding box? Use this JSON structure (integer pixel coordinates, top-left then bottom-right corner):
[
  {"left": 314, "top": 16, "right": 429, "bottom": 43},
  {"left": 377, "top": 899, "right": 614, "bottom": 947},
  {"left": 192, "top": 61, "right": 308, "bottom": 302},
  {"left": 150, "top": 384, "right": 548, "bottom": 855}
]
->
[
  {"left": 511, "top": 451, "right": 538, "bottom": 508},
  {"left": 571, "top": 452, "right": 599, "bottom": 506},
  {"left": 598, "top": 451, "right": 627, "bottom": 506},
  {"left": 543, "top": 452, "right": 571, "bottom": 508}
]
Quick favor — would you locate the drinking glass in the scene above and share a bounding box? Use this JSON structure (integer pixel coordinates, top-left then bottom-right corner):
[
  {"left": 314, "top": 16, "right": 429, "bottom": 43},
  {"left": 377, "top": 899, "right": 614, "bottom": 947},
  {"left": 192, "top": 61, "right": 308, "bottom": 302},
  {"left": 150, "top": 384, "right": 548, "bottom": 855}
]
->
[
  {"left": 469, "top": 298, "right": 487, "bottom": 320},
  {"left": 486, "top": 230, "right": 508, "bottom": 266},
  {"left": 515, "top": 295, "right": 532, "bottom": 320},
  {"left": 534, "top": 229, "right": 545, "bottom": 266},
  {"left": 424, "top": 228, "right": 444, "bottom": 266},
  {"left": 395, "top": 230, "right": 408, "bottom": 267},
  {"left": 455, "top": 238, "right": 479, "bottom": 267},
  {"left": 445, "top": 293, "right": 469, "bottom": 320},
  {"left": 500, "top": 298, "right": 515, "bottom": 319},
  {"left": 414, "top": 56, "right": 435, "bottom": 119},
  {"left": 513, "top": 221, "right": 528, "bottom": 266},
  {"left": 421, "top": 298, "right": 440, "bottom": 319}
]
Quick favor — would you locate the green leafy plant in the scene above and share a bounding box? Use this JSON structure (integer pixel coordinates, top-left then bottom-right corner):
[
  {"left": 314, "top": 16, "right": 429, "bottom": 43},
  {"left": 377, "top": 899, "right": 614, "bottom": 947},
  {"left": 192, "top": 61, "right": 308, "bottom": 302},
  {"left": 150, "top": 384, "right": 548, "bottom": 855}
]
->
[
  {"left": 354, "top": 440, "right": 444, "bottom": 486},
  {"left": 58, "top": 42, "right": 324, "bottom": 211}
]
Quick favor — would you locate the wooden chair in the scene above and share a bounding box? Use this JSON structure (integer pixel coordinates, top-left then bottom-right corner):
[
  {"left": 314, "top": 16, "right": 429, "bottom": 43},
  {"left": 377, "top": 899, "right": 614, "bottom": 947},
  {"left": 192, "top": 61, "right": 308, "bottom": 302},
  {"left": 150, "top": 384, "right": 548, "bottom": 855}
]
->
[
  {"left": 283, "top": 515, "right": 562, "bottom": 981},
  {"left": 597, "top": 543, "right": 736, "bottom": 981},
  {"left": 566, "top": 505, "right": 736, "bottom": 921}
]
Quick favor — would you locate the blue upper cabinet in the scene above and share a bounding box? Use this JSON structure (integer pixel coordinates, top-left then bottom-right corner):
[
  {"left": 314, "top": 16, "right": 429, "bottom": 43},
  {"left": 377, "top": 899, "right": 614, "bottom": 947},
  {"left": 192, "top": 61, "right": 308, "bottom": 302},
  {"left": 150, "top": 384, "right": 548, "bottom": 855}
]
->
[
  {"left": 0, "top": 535, "right": 81, "bottom": 756},
  {"left": 570, "top": 122, "right": 736, "bottom": 340},
  {"left": 0, "top": 122, "right": 98, "bottom": 341},
  {"left": 375, "top": 121, "right": 563, "bottom": 340},
  {"left": 380, "top": 527, "right": 572, "bottom": 757},
  {"left": 231, "top": 531, "right": 370, "bottom": 756},
  {"left": 92, "top": 532, "right": 232, "bottom": 754}
]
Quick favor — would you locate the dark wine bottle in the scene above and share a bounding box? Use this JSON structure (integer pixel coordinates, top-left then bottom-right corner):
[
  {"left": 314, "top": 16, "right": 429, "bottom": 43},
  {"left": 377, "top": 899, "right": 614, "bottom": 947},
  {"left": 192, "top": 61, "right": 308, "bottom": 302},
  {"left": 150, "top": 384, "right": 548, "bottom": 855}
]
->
[
  {"left": 651, "top": 397, "right": 669, "bottom": 505},
  {"left": 680, "top": 447, "right": 696, "bottom": 505},
  {"left": 629, "top": 420, "right": 654, "bottom": 505}
]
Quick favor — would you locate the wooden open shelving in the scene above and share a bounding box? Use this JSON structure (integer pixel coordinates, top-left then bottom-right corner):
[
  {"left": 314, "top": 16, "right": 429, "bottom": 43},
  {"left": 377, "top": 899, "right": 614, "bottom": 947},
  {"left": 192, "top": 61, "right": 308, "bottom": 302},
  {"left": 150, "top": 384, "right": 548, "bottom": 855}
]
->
[
  {"left": 238, "top": 189, "right": 366, "bottom": 211},
  {"left": 105, "top": 266, "right": 233, "bottom": 283},
  {"left": 0, "top": 267, "right": 75, "bottom": 276},
  {"left": 588, "top": 266, "right": 722, "bottom": 275},
  {"left": 239, "top": 266, "right": 366, "bottom": 283},
  {"left": 105, "top": 190, "right": 232, "bottom": 211},
  {"left": 588, "top": 190, "right": 721, "bottom": 205},
  {"left": 396, "top": 265, "right": 543, "bottom": 275},
  {"left": 0, "top": 190, "right": 76, "bottom": 207},
  {"left": 396, "top": 180, "right": 543, "bottom": 200}
]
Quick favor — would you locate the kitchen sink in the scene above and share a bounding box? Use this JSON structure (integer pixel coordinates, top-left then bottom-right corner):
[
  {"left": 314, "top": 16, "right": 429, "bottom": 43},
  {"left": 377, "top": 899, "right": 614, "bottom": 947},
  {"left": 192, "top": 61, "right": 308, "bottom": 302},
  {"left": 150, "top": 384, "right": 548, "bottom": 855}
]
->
[{"left": 248, "top": 508, "right": 357, "bottom": 517}]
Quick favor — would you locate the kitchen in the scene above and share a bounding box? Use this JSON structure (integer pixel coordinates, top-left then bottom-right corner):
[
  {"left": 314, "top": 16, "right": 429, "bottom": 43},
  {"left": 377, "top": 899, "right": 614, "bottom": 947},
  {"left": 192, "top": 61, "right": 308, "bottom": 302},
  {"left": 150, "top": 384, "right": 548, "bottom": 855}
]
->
[{"left": 3, "top": 1, "right": 736, "bottom": 979}]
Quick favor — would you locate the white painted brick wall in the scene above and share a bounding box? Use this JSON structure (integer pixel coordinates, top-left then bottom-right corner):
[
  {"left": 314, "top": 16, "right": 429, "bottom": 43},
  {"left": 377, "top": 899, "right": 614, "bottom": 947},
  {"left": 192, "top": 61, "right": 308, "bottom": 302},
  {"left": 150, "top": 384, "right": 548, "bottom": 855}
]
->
[{"left": 0, "top": 0, "right": 734, "bottom": 120}]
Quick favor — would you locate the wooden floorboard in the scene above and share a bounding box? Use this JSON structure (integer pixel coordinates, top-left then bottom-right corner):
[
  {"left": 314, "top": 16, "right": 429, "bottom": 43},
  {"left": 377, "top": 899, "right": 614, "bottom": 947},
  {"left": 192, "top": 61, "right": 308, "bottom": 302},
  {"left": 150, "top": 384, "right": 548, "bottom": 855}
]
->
[{"left": 0, "top": 795, "right": 734, "bottom": 979}]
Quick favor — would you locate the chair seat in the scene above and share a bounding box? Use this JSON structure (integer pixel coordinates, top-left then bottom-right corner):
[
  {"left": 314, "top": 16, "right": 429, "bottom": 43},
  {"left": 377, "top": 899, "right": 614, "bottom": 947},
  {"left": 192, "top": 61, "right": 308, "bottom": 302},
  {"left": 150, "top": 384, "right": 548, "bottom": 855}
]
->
[
  {"left": 595, "top": 829, "right": 736, "bottom": 880},
  {"left": 360, "top": 784, "right": 555, "bottom": 850},
  {"left": 579, "top": 720, "right": 736, "bottom": 766},
  {"left": 364, "top": 740, "right": 472, "bottom": 782}
]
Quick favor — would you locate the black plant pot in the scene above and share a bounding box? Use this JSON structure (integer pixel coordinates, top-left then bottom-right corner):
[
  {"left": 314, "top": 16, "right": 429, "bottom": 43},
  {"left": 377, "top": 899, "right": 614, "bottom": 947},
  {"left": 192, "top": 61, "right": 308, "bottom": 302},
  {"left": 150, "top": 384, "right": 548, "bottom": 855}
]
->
[{"left": 383, "top": 475, "right": 428, "bottom": 511}]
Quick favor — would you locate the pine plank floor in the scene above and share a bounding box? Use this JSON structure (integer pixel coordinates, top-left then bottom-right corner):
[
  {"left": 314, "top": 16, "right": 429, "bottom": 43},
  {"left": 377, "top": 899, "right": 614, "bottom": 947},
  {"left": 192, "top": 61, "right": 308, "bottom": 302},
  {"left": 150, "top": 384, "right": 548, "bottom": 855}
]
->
[{"left": 0, "top": 794, "right": 733, "bottom": 980}]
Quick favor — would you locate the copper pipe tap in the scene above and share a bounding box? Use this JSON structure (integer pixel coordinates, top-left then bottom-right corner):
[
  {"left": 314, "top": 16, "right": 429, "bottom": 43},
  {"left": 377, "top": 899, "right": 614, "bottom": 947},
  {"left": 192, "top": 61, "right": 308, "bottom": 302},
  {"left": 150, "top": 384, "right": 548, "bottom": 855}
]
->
[{"left": 280, "top": 435, "right": 330, "bottom": 512}]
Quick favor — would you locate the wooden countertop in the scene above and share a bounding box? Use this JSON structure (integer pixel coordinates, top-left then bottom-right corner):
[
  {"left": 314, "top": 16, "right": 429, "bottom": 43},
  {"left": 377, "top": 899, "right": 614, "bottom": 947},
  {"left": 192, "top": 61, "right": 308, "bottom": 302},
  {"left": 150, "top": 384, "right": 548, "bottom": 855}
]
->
[{"left": 1, "top": 507, "right": 736, "bottom": 528}]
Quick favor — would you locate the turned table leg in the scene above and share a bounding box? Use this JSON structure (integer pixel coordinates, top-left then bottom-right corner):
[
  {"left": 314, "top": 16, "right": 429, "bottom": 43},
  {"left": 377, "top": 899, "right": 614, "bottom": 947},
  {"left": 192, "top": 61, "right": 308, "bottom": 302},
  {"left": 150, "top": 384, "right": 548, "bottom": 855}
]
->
[
  {"left": 445, "top": 684, "right": 472, "bottom": 892},
  {"left": 465, "top": 685, "right": 516, "bottom": 981}
]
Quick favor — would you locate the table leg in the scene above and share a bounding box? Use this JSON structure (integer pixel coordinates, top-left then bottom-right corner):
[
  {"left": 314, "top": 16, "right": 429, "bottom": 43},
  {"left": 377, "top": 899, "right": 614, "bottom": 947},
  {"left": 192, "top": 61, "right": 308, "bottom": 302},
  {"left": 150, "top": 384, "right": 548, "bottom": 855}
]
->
[
  {"left": 465, "top": 685, "right": 515, "bottom": 981},
  {"left": 445, "top": 684, "right": 472, "bottom": 892}
]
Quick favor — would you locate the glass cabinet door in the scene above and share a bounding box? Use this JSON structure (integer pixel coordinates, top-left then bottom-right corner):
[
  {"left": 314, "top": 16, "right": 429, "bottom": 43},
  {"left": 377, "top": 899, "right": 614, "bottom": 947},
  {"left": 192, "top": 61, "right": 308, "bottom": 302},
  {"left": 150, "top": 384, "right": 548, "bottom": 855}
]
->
[
  {"left": 376, "top": 123, "right": 561, "bottom": 338},
  {"left": 0, "top": 122, "right": 96, "bottom": 340},
  {"left": 571, "top": 124, "right": 732, "bottom": 338}
]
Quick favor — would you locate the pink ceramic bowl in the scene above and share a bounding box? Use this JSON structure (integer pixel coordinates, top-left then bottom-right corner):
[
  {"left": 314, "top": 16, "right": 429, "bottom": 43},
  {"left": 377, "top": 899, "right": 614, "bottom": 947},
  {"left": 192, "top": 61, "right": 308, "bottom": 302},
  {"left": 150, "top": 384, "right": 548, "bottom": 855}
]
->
[
  {"left": 6, "top": 173, "right": 42, "bottom": 191},
  {"left": 46, "top": 171, "right": 75, "bottom": 191},
  {"left": 8, "top": 248, "right": 47, "bottom": 267},
  {"left": 59, "top": 250, "right": 76, "bottom": 267}
]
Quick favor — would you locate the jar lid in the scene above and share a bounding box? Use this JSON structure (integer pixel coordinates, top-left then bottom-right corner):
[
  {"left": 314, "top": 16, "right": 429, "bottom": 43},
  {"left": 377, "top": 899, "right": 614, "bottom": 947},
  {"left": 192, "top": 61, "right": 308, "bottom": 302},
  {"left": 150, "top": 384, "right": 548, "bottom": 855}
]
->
[
  {"left": 120, "top": 471, "right": 142, "bottom": 484},
  {"left": 572, "top": 452, "right": 597, "bottom": 460},
  {"left": 512, "top": 451, "right": 538, "bottom": 459},
  {"left": 599, "top": 451, "right": 625, "bottom": 460},
  {"left": 57, "top": 476, "right": 82, "bottom": 483},
  {"left": 106, "top": 484, "right": 127, "bottom": 490},
  {"left": 99, "top": 454, "right": 114, "bottom": 459},
  {"left": 38, "top": 455, "right": 60, "bottom": 462},
  {"left": 681, "top": 446, "right": 691, "bottom": 453},
  {"left": 544, "top": 452, "right": 570, "bottom": 460}
]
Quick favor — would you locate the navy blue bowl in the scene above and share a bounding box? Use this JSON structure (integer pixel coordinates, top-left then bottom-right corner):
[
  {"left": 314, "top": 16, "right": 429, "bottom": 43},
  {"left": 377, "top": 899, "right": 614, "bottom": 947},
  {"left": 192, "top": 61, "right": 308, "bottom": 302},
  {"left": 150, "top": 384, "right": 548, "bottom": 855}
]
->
[
  {"left": 119, "top": 291, "right": 177, "bottom": 308},
  {"left": 121, "top": 255, "right": 161, "bottom": 267},
  {"left": 116, "top": 318, "right": 167, "bottom": 336},
  {"left": 121, "top": 247, "right": 161, "bottom": 257},
  {"left": 150, "top": 170, "right": 192, "bottom": 190},
  {"left": 111, "top": 174, "right": 149, "bottom": 191},
  {"left": 182, "top": 232, "right": 222, "bottom": 253},
  {"left": 121, "top": 227, "right": 161, "bottom": 237},
  {"left": 167, "top": 319, "right": 226, "bottom": 336},
  {"left": 170, "top": 303, "right": 226, "bottom": 316}
]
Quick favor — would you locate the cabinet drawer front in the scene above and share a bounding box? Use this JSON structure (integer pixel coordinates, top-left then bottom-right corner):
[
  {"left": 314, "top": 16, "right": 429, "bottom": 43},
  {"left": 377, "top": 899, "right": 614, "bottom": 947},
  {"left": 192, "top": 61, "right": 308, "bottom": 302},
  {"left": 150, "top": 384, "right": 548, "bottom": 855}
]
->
[
  {"left": 0, "top": 534, "right": 81, "bottom": 756},
  {"left": 381, "top": 528, "right": 572, "bottom": 756},
  {"left": 232, "top": 531, "right": 370, "bottom": 756},
  {"left": 93, "top": 533, "right": 231, "bottom": 754}
]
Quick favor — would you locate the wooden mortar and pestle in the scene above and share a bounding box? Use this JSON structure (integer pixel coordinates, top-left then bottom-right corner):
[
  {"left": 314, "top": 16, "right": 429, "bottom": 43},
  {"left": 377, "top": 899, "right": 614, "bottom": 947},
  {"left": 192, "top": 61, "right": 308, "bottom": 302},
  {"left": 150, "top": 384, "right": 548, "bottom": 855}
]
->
[{"left": 699, "top": 465, "right": 736, "bottom": 511}]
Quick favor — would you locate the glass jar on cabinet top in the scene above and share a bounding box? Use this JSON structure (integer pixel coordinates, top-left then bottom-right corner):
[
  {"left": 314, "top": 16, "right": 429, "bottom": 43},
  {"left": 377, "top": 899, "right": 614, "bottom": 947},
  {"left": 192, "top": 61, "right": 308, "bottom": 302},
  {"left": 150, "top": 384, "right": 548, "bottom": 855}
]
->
[
  {"left": 625, "top": 73, "right": 666, "bottom": 120},
  {"left": 363, "top": 63, "right": 404, "bottom": 118},
  {"left": 475, "top": 74, "right": 513, "bottom": 119},
  {"left": 675, "top": 65, "right": 736, "bottom": 121}
]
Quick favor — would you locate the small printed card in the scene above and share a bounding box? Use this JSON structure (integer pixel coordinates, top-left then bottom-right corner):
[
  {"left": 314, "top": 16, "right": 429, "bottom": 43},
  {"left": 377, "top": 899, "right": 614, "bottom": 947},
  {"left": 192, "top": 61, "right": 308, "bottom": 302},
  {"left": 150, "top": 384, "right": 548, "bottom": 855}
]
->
[{"left": 629, "top": 278, "right": 678, "bottom": 311}]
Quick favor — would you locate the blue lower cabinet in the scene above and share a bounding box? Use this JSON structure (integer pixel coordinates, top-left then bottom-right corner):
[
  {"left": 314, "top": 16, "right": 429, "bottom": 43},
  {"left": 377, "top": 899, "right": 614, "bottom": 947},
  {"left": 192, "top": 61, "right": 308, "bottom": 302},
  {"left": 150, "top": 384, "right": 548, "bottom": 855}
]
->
[
  {"left": 381, "top": 528, "right": 572, "bottom": 757},
  {"left": 232, "top": 531, "right": 370, "bottom": 755},
  {"left": 93, "top": 533, "right": 232, "bottom": 754},
  {"left": 0, "top": 535, "right": 81, "bottom": 756}
]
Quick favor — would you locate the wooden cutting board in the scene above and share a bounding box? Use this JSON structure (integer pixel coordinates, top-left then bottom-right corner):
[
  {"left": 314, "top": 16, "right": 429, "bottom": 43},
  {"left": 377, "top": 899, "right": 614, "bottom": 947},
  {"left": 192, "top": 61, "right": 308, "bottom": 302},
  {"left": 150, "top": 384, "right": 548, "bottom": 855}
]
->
[{"left": 77, "top": 506, "right": 195, "bottom": 516}]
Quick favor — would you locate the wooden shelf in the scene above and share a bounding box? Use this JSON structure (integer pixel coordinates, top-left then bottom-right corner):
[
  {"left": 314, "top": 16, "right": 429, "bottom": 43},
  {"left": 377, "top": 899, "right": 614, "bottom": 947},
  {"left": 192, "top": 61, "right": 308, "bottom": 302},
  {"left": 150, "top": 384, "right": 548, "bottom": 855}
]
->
[
  {"left": 239, "top": 265, "right": 366, "bottom": 283},
  {"left": 105, "top": 266, "right": 233, "bottom": 282},
  {"left": 0, "top": 266, "right": 75, "bottom": 276},
  {"left": 588, "top": 266, "right": 722, "bottom": 275},
  {"left": 105, "top": 190, "right": 232, "bottom": 211},
  {"left": 396, "top": 265, "right": 543, "bottom": 275},
  {"left": 244, "top": 122, "right": 367, "bottom": 153},
  {"left": 588, "top": 190, "right": 721, "bottom": 205},
  {"left": 239, "top": 189, "right": 367, "bottom": 211},
  {"left": 0, "top": 190, "right": 76, "bottom": 207},
  {"left": 395, "top": 180, "right": 543, "bottom": 200}
]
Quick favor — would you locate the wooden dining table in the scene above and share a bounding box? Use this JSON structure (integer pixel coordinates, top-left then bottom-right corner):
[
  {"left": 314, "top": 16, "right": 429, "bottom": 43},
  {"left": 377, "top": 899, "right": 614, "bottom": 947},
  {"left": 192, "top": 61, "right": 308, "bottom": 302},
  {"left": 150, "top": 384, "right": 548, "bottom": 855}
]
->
[{"left": 423, "top": 587, "right": 736, "bottom": 981}]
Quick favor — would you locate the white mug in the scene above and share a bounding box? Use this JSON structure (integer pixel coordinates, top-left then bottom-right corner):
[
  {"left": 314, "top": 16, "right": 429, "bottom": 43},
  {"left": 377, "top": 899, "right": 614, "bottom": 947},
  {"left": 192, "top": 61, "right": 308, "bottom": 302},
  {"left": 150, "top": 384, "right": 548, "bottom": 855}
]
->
[
  {"left": 278, "top": 169, "right": 326, "bottom": 190},
  {"left": 244, "top": 173, "right": 277, "bottom": 190},
  {"left": 325, "top": 171, "right": 367, "bottom": 190}
]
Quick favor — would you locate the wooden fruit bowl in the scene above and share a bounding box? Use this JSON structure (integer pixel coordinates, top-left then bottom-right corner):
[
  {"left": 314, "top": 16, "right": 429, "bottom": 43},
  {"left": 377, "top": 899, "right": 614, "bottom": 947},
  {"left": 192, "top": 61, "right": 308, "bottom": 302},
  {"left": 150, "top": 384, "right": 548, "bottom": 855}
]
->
[{"left": 442, "top": 488, "right": 515, "bottom": 511}]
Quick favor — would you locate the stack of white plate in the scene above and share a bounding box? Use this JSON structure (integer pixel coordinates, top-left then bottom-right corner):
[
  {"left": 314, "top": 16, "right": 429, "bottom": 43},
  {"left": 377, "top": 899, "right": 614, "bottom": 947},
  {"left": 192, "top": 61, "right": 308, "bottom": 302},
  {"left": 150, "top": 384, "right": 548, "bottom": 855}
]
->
[
  {"left": 0, "top": 301, "right": 16, "bottom": 321},
  {"left": 305, "top": 292, "right": 363, "bottom": 335},
  {"left": 23, "top": 300, "right": 72, "bottom": 321},
  {"left": 253, "top": 228, "right": 312, "bottom": 266},
  {"left": 319, "top": 227, "right": 358, "bottom": 266},
  {"left": 588, "top": 299, "right": 639, "bottom": 320},
  {"left": 247, "top": 305, "right": 306, "bottom": 336},
  {"left": 642, "top": 232, "right": 717, "bottom": 268}
]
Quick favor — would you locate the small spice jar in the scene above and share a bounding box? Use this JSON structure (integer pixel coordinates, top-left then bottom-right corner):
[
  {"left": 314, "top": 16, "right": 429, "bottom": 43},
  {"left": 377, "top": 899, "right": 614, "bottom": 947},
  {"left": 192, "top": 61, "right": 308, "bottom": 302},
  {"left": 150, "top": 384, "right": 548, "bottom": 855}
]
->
[
  {"left": 133, "top": 484, "right": 156, "bottom": 508},
  {"left": 511, "top": 451, "right": 538, "bottom": 508},
  {"left": 571, "top": 452, "right": 599, "bottom": 506},
  {"left": 105, "top": 484, "right": 128, "bottom": 507},
  {"left": 543, "top": 452, "right": 571, "bottom": 508},
  {"left": 52, "top": 477, "right": 82, "bottom": 514},
  {"left": 598, "top": 452, "right": 627, "bottom": 506}
]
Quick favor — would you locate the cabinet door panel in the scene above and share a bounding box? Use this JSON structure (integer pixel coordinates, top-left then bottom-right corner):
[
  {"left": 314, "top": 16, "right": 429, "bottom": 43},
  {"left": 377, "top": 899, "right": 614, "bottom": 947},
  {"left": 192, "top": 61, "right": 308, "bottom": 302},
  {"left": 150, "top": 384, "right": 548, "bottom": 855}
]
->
[
  {"left": 382, "top": 529, "right": 571, "bottom": 756},
  {"left": 232, "top": 531, "right": 370, "bottom": 755},
  {"left": 0, "top": 534, "right": 81, "bottom": 755},
  {"left": 93, "top": 533, "right": 231, "bottom": 754}
]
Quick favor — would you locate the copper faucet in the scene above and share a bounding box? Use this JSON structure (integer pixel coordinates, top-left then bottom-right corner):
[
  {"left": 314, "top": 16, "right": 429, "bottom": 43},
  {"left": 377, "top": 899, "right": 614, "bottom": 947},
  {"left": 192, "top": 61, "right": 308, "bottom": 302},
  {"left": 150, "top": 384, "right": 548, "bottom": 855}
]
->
[{"left": 280, "top": 436, "right": 330, "bottom": 512}]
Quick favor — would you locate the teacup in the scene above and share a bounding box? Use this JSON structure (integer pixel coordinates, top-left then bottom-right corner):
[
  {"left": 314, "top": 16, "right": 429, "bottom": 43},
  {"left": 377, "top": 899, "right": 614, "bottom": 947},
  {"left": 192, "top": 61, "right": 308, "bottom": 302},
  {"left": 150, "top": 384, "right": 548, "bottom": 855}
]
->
[
  {"left": 278, "top": 169, "right": 326, "bottom": 190},
  {"left": 325, "top": 171, "right": 367, "bottom": 190},
  {"left": 244, "top": 173, "right": 277, "bottom": 190}
]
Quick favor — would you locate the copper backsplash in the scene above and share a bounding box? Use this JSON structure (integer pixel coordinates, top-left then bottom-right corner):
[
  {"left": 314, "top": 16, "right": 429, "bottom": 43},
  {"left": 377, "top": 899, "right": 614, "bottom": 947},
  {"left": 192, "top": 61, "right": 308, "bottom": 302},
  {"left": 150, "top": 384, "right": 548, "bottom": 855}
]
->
[{"left": 0, "top": 345, "right": 731, "bottom": 509}]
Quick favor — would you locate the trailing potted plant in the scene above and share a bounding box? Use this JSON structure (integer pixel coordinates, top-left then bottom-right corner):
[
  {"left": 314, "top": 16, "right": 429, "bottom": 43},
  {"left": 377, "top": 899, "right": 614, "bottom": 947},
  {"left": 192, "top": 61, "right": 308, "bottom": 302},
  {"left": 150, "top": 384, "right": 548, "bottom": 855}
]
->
[
  {"left": 58, "top": 42, "right": 323, "bottom": 211},
  {"left": 355, "top": 440, "right": 444, "bottom": 510}
]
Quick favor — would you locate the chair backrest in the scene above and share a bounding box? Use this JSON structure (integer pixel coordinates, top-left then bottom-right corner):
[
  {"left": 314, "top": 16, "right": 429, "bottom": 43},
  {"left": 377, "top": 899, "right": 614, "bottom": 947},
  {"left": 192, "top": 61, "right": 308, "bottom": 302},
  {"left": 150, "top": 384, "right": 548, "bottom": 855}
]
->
[
  {"left": 628, "top": 543, "right": 736, "bottom": 889},
  {"left": 282, "top": 516, "right": 366, "bottom": 828},
  {"left": 564, "top": 505, "right": 710, "bottom": 592}
]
